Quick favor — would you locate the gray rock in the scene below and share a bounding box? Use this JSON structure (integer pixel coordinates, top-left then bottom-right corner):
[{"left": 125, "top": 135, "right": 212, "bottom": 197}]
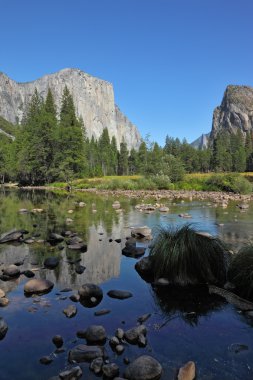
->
[
  {"left": 3, "top": 264, "right": 20, "bottom": 277},
  {"left": 0, "top": 317, "right": 8, "bottom": 340},
  {"left": 94, "top": 308, "right": 111, "bottom": 316},
  {"left": 124, "top": 325, "right": 147, "bottom": 344},
  {"left": 44, "top": 257, "right": 60, "bottom": 269},
  {"left": 107, "top": 290, "right": 133, "bottom": 300},
  {"left": 115, "top": 328, "right": 124, "bottom": 339},
  {"left": 115, "top": 344, "right": 125, "bottom": 354},
  {"left": 131, "top": 226, "right": 152, "bottom": 238},
  {"left": 59, "top": 366, "right": 82, "bottom": 380},
  {"left": 124, "top": 355, "right": 162, "bottom": 380},
  {"left": 0, "top": 289, "right": 5, "bottom": 298},
  {"left": 69, "top": 294, "right": 80, "bottom": 303},
  {"left": 22, "top": 270, "right": 35, "bottom": 278},
  {"left": 138, "top": 334, "right": 147, "bottom": 347},
  {"left": 75, "top": 264, "right": 86, "bottom": 274},
  {"left": 78, "top": 283, "right": 103, "bottom": 307},
  {"left": 0, "top": 69, "right": 141, "bottom": 150},
  {"left": 122, "top": 246, "right": 146, "bottom": 259},
  {"left": 24, "top": 278, "right": 54, "bottom": 295},
  {"left": 68, "top": 344, "right": 104, "bottom": 363},
  {"left": 102, "top": 363, "right": 119, "bottom": 378},
  {"left": 48, "top": 233, "right": 64, "bottom": 244},
  {"left": 63, "top": 305, "right": 77, "bottom": 318},
  {"left": 109, "top": 336, "right": 120, "bottom": 347},
  {"left": 0, "top": 229, "right": 26, "bottom": 243},
  {"left": 90, "top": 357, "right": 104, "bottom": 374},
  {"left": 137, "top": 313, "right": 151, "bottom": 324},
  {"left": 84, "top": 325, "right": 106, "bottom": 344},
  {"left": 178, "top": 361, "right": 196, "bottom": 380},
  {"left": 0, "top": 297, "right": 9, "bottom": 307}
]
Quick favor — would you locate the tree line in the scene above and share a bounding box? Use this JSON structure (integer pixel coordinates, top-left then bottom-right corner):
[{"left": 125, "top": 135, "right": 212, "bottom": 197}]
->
[{"left": 1, "top": 87, "right": 253, "bottom": 185}]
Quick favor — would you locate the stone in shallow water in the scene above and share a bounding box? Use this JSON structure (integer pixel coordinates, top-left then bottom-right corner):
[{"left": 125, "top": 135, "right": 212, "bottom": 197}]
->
[
  {"left": 24, "top": 278, "right": 54, "bottom": 295},
  {"left": 0, "top": 297, "right": 9, "bottom": 307},
  {"left": 90, "top": 357, "right": 103, "bottom": 374},
  {"left": 107, "top": 290, "right": 133, "bottom": 300},
  {"left": 84, "top": 325, "right": 106, "bottom": 344},
  {"left": 177, "top": 361, "right": 196, "bottom": 380},
  {"left": 39, "top": 356, "right": 53, "bottom": 365},
  {"left": 0, "top": 229, "right": 26, "bottom": 243},
  {"left": 137, "top": 313, "right": 151, "bottom": 324},
  {"left": 0, "top": 289, "right": 5, "bottom": 298},
  {"left": 135, "top": 257, "right": 154, "bottom": 281},
  {"left": 52, "top": 335, "right": 64, "bottom": 348},
  {"left": 78, "top": 283, "right": 103, "bottom": 307},
  {"left": 122, "top": 246, "right": 145, "bottom": 259},
  {"left": 68, "top": 344, "right": 104, "bottom": 363},
  {"left": 124, "top": 325, "right": 147, "bottom": 344},
  {"left": 59, "top": 366, "right": 82, "bottom": 380},
  {"left": 94, "top": 309, "right": 111, "bottom": 316},
  {"left": 75, "top": 264, "right": 86, "bottom": 274},
  {"left": 44, "top": 257, "right": 60, "bottom": 269},
  {"left": 63, "top": 305, "right": 77, "bottom": 318},
  {"left": 0, "top": 317, "right": 8, "bottom": 340},
  {"left": 124, "top": 355, "right": 162, "bottom": 380},
  {"left": 22, "top": 270, "right": 35, "bottom": 278},
  {"left": 3, "top": 264, "right": 20, "bottom": 278},
  {"left": 102, "top": 363, "right": 119, "bottom": 378}
]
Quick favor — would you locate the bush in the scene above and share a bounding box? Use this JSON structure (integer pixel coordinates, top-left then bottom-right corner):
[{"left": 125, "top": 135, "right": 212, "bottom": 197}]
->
[
  {"left": 228, "top": 245, "right": 253, "bottom": 300},
  {"left": 206, "top": 173, "right": 252, "bottom": 194},
  {"left": 149, "top": 175, "right": 172, "bottom": 190},
  {"left": 149, "top": 224, "right": 228, "bottom": 286}
]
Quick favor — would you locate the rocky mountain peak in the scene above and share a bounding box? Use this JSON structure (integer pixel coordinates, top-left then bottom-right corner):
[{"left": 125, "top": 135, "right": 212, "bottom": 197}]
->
[
  {"left": 0, "top": 69, "right": 141, "bottom": 150},
  {"left": 211, "top": 84, "right": 253, "bottom": 139}
]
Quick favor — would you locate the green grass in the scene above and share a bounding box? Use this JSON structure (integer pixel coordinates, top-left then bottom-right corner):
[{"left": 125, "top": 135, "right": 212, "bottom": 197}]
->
[
  {"left": 228, "top": 245, "right": 253, "bottom": 300},
  {"left": 149, "top": 224, "right": 228, "bottom": 286}
]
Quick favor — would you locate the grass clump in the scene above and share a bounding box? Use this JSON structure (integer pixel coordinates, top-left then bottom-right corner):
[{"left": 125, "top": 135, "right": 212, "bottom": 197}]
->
[
  {"left": 149, "top": 224, "right": 228, "bottom": 286},
  {"left": 228, "top": 245, "right": 253, "bottom": 300}
]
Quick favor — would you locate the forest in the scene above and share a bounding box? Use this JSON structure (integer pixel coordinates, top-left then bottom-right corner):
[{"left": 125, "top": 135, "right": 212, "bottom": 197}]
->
[{"left": 0, "top": 87, "right": 253, "bottom": 186}]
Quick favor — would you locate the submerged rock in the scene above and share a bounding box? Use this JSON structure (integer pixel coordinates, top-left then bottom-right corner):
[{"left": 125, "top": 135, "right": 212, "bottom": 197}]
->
[
  {"left": 124, "top": 355, "right": 162, "bottom": 380},
  {"left": 52, "top": 335, "right": 64, "bottom": 348},
  {"left": 0, "top": 317, "right": 8, "bottom": 340},
  {"left": 122, "top": 246, "right": 145, "bottom": 259},
  {"left": 131, "top": 226, "right": 152, "bottom": 239},
  {"left": 39, "top": 356, "right": 53, "bottom": 365},
  {"left": 94, "top": 309, "right": 111, "bottom": 316},
  {"left": 83, "top": 325, "right": 106, "bottom": 344},
  {"left": 44, "top": 257, "right": 60, "bottom": 269},
  {"left": 90, "top": 357, "right": 103, "bottom": 374},
  {"left": 107, "top": 290, "right": 133, "bottom": 300},
  {"left": 59, "top": 366, "right": 82, "bottom": 380},
  {"left": 124, "top": 325, "right": 147, "bottom": 344},
  {"left": 102, "top": 363, "right": 119, "bottom": 378},
  {"left": 137, "top": 313, "right": 151, "bottom": 324},
  {"left": 68, "top": 344, "right": 104, "bottom": 363},
  {"left": 0, "top": 297, "right": 9, "bottom": 307},
  {"left": 24, "top": 279, "right": 54, "bottom": 295},
  {"left": 178, "top": 361, "right": 196, "bottom": 380},
  {"left": 63, "top": 305, "right": 77, "bottom": 318}
]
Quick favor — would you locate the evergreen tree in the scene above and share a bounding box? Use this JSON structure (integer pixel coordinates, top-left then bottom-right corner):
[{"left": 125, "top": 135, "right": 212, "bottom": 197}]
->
[
  {"left": 137, "top": 141, "right": 148, "bottom": 174},
  {"left": 118, "top": 140, "right": 129, "bottom": 175},
  {"left": 54, "top": 86, "right": 86, "bottom": 181}
]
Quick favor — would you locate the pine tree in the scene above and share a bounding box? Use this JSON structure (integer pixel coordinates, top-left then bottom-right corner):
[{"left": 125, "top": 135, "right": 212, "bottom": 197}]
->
[
  {"left": 118, "top": 140, "right": 129, "bottom": 175},
  {"left": 54, "top": 86, "right": 86, "bottom": 181}
]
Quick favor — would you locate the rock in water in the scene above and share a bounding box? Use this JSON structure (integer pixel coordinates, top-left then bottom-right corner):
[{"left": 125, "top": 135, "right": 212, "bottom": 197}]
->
[
  {"left": 178, "top": 361, "right": 196, "bottom": 380},
  {"left": 83, "top": 325, "right": 106, "bottom": 344},
  {"left": 44, "top": 257, "right": 59, "bottom": 269},
  {"left": 59, "top": 366, "right": 82, "bottom": 380},
  {"left": 107, "top": 290, "right": 133, "bottom": 300},
  {"left": 68, "top": 344, "right": 104, "bottom": 363},
  {"left": 63, "top": 305, "right": 77, "bottom": 318},
  {"left": 52, "top": 335, "right": 64, "bottom": 348},
  {"left": 24, "top": 279, "right": 54, "bottom": 295},
  {"left": 0, "top": 230, "right": 26, "bottom": 243},
  {"left": 2, "top": 264, "right": 20, "bottom": 278},
  {"left": 78, "top": 283, "right": 103, "bottom": 307},
  {"left": 0, "top": 317, "right": 8, "bottom": 340},
  {"left": 0, "top": 69, "right": 141, "bottom": 150},
  {"left": 124, "top": 355, "right": 162, "bottom": 380},
  {"left": 102, "top": 363, "right": 119, "bottom": 378}
]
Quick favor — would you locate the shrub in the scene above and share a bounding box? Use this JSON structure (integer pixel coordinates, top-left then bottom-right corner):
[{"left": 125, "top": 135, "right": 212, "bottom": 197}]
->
[
  {"left": 227, "top": 245, "right": 253, "bottom": 300},
  {"left": 206, "top": 173, "right": 252, "bottom": 194},
  {"left": 149, "top": 224, "right": 228, "bottom": 286},
  {"left": 149, "top": 175, "right": 172, "bottom": 190}
]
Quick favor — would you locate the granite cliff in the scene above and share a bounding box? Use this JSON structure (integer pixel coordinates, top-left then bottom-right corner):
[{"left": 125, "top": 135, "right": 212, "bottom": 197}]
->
[
  {"left": 211, "top": 85, "right": 253, "bottom": 139},
  {"left": 0, "top": 68, "right": 141, "bottom": 150}
]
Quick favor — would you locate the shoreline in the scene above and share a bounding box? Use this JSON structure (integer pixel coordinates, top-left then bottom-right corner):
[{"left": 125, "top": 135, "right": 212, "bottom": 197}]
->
[{"left": 14, "top": 186, "right": 253, "bottom": 202}]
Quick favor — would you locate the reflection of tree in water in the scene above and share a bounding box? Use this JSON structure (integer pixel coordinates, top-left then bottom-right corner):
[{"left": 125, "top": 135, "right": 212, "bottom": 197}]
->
[{"left": 151, "top": 284, "right": 226, "bottom": 327}]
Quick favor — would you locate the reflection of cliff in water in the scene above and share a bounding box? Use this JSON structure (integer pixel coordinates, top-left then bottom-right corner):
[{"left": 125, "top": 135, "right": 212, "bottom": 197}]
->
[
  {"left": 152, "top": 285, "right": 225, "bottom": 326},
  {"left": 0, "top": 222, "right": 122, "bottom": 293},
  {"left": 218, "top": 223, "right": 253, "bottom": 250}
]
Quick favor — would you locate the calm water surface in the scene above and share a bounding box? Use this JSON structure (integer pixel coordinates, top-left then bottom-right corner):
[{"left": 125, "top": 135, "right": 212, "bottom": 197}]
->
[{"left": 0, "top": 189, "right": 253, "bottom": 380}]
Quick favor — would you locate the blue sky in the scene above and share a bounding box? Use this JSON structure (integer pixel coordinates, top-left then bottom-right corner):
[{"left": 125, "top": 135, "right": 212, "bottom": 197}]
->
[{"left": 1, "top": 0, "right": 253, "bottom": 145}]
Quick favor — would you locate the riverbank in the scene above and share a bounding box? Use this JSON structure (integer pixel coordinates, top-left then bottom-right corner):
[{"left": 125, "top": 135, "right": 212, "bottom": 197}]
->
[{"left": 18, "top": 186, "right": 253, "bottom": 203}]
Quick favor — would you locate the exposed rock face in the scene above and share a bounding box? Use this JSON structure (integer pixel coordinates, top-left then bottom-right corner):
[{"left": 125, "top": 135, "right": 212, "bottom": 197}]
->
[
  {"left": 211, "top": 85, "right": 253, "bottom": 139},
  {"left": 191, "top": 133, "right": 210, "bottom": 149},
  {"left": 0, "top": 68, "right": 141, "bottom": 149}
]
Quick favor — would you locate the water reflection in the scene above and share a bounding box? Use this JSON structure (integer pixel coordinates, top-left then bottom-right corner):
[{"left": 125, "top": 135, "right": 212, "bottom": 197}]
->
[{"left": 152, "top": 285, "right": 226, "bottom": 326}]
